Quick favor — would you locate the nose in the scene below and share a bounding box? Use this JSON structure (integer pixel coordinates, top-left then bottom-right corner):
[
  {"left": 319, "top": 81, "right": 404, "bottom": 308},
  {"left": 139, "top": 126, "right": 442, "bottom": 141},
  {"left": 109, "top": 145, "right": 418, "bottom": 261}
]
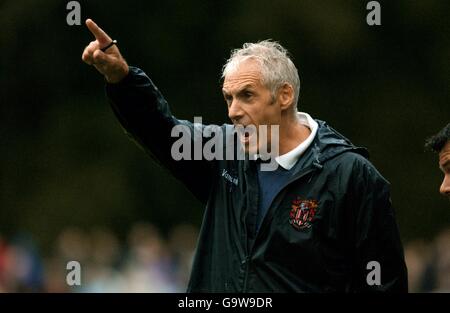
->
[
  {"left": 228, "top": 100, "right": 244, "bottom": 123},
  {"left": 440, "top": 174, "right": 450, "bottom": 197}
]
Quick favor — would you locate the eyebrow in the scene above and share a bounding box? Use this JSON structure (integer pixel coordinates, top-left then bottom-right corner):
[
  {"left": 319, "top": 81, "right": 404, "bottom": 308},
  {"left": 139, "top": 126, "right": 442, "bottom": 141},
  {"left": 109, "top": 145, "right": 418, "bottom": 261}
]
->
[{"left": 222, "top": 84, "right": 255, "bottom": 97}]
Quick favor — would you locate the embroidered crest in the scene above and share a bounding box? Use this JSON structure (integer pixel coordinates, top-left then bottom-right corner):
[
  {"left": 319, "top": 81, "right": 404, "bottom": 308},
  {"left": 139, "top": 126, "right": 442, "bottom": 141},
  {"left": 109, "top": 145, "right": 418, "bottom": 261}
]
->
[{"left": 289, "top": 197, "right": 318, "bottom": 230}]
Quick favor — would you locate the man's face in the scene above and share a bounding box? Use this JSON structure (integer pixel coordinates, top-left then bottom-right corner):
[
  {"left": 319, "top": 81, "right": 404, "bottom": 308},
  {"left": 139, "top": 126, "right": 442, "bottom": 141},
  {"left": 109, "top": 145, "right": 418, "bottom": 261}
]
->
[
  {"left": 438, "top": 140, "right": 450, "bottom": 199},
  {"left": 222, "top": 59, "right": 281, "bottom": 154}
]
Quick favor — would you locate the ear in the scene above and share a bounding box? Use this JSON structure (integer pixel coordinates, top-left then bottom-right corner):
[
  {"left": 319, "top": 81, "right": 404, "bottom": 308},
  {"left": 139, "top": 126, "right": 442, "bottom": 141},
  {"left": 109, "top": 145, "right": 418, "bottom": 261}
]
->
[{"left": 277, "top": 83, "right": 294, "bottom": 111}]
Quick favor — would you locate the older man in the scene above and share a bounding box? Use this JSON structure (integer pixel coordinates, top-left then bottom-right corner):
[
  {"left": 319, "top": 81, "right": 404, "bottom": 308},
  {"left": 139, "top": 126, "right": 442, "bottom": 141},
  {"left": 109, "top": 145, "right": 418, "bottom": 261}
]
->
[
  {"left": 425, "top": 123, "right": 450, "bottom": 199},
  {"left": 82, "top": 19, "right": 408, "bottom": 292}
]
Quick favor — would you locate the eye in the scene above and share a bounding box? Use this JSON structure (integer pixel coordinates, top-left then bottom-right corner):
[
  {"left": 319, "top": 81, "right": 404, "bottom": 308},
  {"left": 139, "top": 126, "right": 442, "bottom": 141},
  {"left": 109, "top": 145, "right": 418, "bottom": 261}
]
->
[
  {"left": 445, "top": 165, "right": 450, "bottom": 174},
  {"left": 241, "top": 91, "right": 253, "bottom": 100}
]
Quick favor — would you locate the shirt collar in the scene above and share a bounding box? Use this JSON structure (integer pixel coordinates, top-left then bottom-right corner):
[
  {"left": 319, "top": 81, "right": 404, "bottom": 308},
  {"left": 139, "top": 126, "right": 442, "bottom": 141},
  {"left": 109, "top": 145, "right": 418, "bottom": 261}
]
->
[{"left": 274, "top": 112, "right": 318, "bottom": 170}]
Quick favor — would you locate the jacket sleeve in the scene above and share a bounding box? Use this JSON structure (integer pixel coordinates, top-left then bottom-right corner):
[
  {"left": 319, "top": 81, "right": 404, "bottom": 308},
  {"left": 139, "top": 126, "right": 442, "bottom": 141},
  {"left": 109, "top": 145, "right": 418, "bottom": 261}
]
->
[
  {"left": 105, "top": 66, "right": 216, "bottom": 204},
  {"left": 347, "top": 156, "right": 408, "bottom": 293}
]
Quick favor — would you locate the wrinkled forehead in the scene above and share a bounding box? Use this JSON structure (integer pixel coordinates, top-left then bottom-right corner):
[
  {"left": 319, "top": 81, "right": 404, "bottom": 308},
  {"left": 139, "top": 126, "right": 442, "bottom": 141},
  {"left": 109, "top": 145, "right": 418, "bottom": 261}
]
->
[{"left": 223, "top": 58, "right": 264, "bottom": 91}]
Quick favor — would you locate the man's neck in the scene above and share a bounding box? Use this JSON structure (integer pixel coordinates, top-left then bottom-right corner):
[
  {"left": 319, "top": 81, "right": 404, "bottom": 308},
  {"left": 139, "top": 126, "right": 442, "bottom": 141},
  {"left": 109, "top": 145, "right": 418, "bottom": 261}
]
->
[{"left": 278, "top": 113, "right": 311, "bottom": 156}]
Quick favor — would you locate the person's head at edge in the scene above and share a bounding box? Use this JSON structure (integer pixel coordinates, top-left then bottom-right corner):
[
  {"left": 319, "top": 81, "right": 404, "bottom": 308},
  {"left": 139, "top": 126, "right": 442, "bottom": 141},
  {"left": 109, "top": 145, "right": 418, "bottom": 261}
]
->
[
  {"left": 425, "top": 123, "right": 450, "bottom": 199},
  {"left": 221, "top": 40, "right": 310, "bottom": 155}
]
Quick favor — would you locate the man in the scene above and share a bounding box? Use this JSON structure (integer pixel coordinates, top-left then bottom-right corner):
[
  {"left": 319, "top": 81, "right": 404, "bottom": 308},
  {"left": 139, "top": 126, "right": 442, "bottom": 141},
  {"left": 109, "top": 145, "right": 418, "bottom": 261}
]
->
[
  {"left": 425, "top": 123, "right": 450, "bottom": 199},
  {"left": 82, "top": 19, "right": 408, "bottom": 292}
]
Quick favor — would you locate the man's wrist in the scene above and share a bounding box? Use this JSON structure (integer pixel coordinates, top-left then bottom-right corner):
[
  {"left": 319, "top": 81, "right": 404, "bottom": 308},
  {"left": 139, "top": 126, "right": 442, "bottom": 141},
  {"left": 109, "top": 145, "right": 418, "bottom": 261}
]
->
[{"left": 105, "top": 63, "right": 130, "bottom": 84}]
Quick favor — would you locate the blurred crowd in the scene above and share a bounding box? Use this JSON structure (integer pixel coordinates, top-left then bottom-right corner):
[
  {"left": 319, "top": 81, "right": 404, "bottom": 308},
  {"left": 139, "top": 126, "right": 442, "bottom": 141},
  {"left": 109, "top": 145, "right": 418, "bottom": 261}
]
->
[
  {"left": 404, "top": 228, "right": 450, "bottom": 292},
  {"left": 0, "top": 223, "right": 198, "bottom": 292},
  {"left": 0, "top": 224, "right": 449, "bottom": 293}
]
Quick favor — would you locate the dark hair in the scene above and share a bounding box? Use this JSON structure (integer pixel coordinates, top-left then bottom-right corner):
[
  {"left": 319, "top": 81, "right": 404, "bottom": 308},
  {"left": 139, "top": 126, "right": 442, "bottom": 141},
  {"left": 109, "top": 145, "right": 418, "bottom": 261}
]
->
[{"left": 425, "top": 123, "right": 450, "bottom": 153}]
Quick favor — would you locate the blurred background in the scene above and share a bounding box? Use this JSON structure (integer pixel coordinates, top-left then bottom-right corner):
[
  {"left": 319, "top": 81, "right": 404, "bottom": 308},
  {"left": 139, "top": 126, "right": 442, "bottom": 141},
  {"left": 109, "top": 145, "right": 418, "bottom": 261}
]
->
[{"left": 0, "top": 0, "right": 449, "bottom": 292}]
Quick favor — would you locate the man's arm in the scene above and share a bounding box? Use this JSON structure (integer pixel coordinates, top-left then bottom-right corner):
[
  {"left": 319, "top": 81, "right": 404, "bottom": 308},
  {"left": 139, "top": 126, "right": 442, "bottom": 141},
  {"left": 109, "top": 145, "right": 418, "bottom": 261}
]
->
[
  {"left": 106, "top": 67, "right": 215, "bottom": 203},
  {"left": 81, "top": 19, "right": 215, "bottom": 203},
  {"left": 346, "top": 155, "right": 408, "bottom": 292}
]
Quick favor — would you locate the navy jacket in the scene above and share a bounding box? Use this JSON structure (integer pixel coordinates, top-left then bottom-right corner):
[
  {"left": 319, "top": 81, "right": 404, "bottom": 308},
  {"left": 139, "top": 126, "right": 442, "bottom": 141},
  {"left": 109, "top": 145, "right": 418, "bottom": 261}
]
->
[{"left": 106, "top": 67, "right": 408, "bottom": 292}]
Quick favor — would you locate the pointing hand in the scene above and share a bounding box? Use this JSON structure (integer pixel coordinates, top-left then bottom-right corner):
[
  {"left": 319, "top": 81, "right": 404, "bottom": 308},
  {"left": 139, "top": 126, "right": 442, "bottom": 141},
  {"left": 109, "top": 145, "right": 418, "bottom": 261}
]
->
[{"left": 81, "top": 19, "right": 129, "bottom": 83}]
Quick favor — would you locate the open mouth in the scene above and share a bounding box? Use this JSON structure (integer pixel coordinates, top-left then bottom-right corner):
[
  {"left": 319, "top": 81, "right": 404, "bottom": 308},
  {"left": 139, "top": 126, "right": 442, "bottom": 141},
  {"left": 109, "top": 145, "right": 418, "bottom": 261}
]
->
[
  {"left": 241, "top": 131, "right": 251, "bottom": 142},
  {"left": 235, "top": 125, "right": 256, "bottom": 144}
]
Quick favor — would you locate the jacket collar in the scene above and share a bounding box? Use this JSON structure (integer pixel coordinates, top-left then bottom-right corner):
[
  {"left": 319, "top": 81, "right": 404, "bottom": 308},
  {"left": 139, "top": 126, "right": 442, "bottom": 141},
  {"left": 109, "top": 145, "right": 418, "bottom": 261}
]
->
[
  {"left": 244, "top": 119, "right": 369, "bottom": 173},
  {"left": 284, "top": 120, "right": 370, "bottom": 177}
]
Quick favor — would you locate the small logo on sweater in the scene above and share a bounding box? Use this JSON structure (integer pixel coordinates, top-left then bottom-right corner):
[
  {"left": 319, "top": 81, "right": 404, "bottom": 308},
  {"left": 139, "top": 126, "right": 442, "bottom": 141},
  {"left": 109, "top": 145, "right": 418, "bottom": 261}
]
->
[
  {"left": 222, "top": 169, "right": 239, "bottom": 186},
  {"left": 289, "top": 198, "right": 318, "bottom": 230}
]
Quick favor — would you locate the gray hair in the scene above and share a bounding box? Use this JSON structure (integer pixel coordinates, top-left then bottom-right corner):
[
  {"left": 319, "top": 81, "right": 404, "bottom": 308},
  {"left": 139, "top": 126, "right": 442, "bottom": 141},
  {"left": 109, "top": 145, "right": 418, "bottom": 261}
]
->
[{"left": 222, "top": 40, "right": 301, "bottom": 109}]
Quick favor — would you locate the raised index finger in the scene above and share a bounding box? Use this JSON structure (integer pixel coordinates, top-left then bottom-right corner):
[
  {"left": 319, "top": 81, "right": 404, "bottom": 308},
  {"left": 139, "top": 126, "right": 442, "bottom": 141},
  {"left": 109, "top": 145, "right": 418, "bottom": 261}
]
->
[{"left": 86, "top": 19, "right": 111, "bottom": 44}]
